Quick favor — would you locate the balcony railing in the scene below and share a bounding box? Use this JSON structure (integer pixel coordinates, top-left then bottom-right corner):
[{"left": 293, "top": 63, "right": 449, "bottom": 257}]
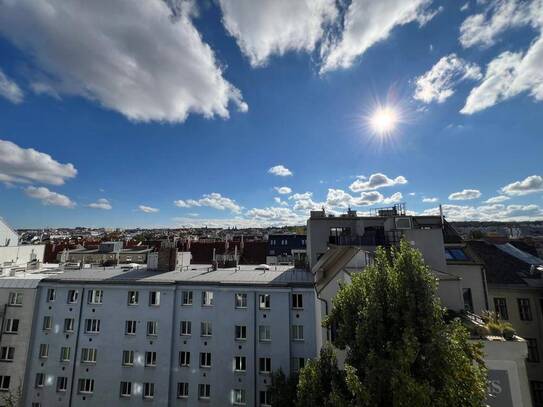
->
[{"left": 329, "top": 231, "right": 402, "bottom": 247}]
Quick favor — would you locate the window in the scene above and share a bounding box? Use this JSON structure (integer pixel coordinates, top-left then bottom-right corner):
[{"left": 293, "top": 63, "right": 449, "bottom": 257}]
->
[
  {"left": 259, "top": 357, "right": 271, "bottom": 374},
  {"left": 234, "top": 356, "right": 246, "bottom": 372},
  {"left": 444, "top": 248, "right": 469, "bottom": 261},
  {"left": 292, "top": 357, "right": 306, "bottom": 373},
  {"left": 149, "top": 291, "right": 160, "bottom": 306},
  {"left": 292, "top": 325, "right": 304, "bottom": 341},
  {"left": 259, "top": 390, "right": 272, "bottom": 407},
  {"left": 177, "top": 382, "right": 189, "bottom": 398},
  {"left": 39, "top": 344, "right": 49, "bottom": 359},
  {"left": 4, "top": 319, "right": 19, "bottom": 334},
  {"left": 201, "top": 321, "right": 212, "bottom": 337},
  {"left": 179, "top": 351, "right": 190, "bottom": 367},
  {"left": 0, "top": 376, "right": 9, "bottom": 391},
  {"left": 202, "top": 291, "right": 214, "bottom": 306},
  {"left": 8, "top": 292, "right": 23, "bottom": 306},
  {"left": 120, "top": 381, "right": 132, "bottom": 398},
  {"left": 235, "top": 293, "right": 247, "bottom": 308},
  {"left": 235, "top": 325, "right": 247, "bottom": 341},
  {"left": 147, "top": 321, "right": 158, "bottom": 336},
  {"left": 198, "top": 384, "right": 211, "bottom": 399},
  {"left": 81, "top": 348, "right": 97, "bottom": 364},
  {"left": 463, "top": 288, "right": 474, "bottom": 313},
  {"left": 527, "top": 339, "right": 540, "bottom": 363},
  {"left": 78, "top": 378, "right": 94, "bottom": 394},
  {"left": 0, "top": 347, "right": 14, "bottom": 362},
  {"left": 57, "top": 376, "right": 68, "bottom": 392},
  {"left": 127, "top": 290, "right": 138, "bottom": 305},
  {"left": 60, "top": 346, "right": 71, "bottom": 362},
  {"left": 518, "top": 298, "right": 533, "bottom": 321},
  {"left": 67, "top": 290, "right": 78, "bottom": 304},
  {"left": 259, "top": 294, "right": 270, "bottom": 309},
  {"left": 31, "top": 403, "right": 40, "bottom": 407},
  {"left": 259, "top": 325, "right": 271, "bottom": 342},
  {"left": 125, "top": 320, "right": 137, "bottom": 335},
  {"left": 88, "top": 289, "right": 103, "bottom": 304},
  {"left": 270, "top": 239, "right": 276, "bottom": 246},
  {"left": 46, "top": 288, "right": 56, "bottom": 302},
  {"left": 64, "top": 318, "right": 75, "bottom": 333},
  {"left": 122, "top": 350, "right": 134, "bottom": 366},
  {"left": 532, "top": 381, "right": 543, "bottom": 407},
  {"left": 43, "top": 316, "right": 52, "bottom": 331},
  {"left": 145, "top": 351, "right": 157, "bottom": 367},
  {"left": 35, "top": 373, "right": 44, "bottom": 388},
  {"left": 292, "top": 293, "right": 303, "bottom": 309},
  {"left": 233, "top": 389, "right": 246, "bottom": 405},
  {"left": 200, "top": 352, "right": 211, "bottom": 368},
  {"left": 494, "top": 297, "right": 509, "bottom": 320},
  {"left": 143, "top": 382, "right": 155, "bottom": 399},
  {"left": 180, "top": 321, "right": 192, "bottom": 336},
  {"left": 182, "top": 291, "right": 193, "bottom": 305},
  {"left": 85, "top": 319, "right": 100, "bottom": 334}
]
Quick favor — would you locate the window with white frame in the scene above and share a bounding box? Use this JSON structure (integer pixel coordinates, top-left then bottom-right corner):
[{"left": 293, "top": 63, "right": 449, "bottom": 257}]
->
[
  {"left": 127, "top": 291, "right": 139, "bottom": 306},
  {"left": 180, "top": 321, "right": 192, "bottom": 336},
  {"left": 149, "top": 291, "right": 160, "bottom": 306},
  {"left": 78, "top": 378, "right": 94, "bottom": 394},
  {"left": 259, "top": 357, "right": 271, "bottom": 374},
  {"left": 259, "top": 294, "right": 270, "bottom": 309},
  {"left": 234, "top": 356, "right": 246, "bottom": 372},
  {"left": 60, "top": 347, "right": 71, "bottom": 362},
  {"left": 35, "top": 373, "right": 45, "bottom": 388},
  {"left": 122, "top": 350, "right": 134, "bottom": 366},
  {"left": 259, "top": 325, "right": 271, "bottom": 342},
  {"left": 67, "top": 290, "right": 78, "bottom": 304},
  {"left": 143, "top": 382, "right": 155, "bottom": 399},
  {"left": 202, "top": 291, "right": 214, "bottom": 306},
  {"left": 39, "top": 344, "right": 49, "bottom": 359},
  {"left": 201, "top": 321, "right": 212, "bottom": 337},
  {"left": 85, "top": 319, "right": 100, "bottom": 334},
  {"left": 179, "top": 351, "right": 190, "bottom": 367},
  {"left": 260, "top": 390, "right": 272, "bottom": 407},
  {"left": 46, "top": 288, "right": 56, "bottom": 302},
  {"left": 233, "top": 389, "right": 247, "bottom": 405},
  {"left": 0, "top": 376, "right": 10, "bottom": 391},
  {"left": 88, "top": 289, "right": 103, "bottom": 304},
  {"left": 292, "top": 293, "right": 303, "bottom": 309},
  {"left": 81, "top": 348, "right": 97, "bottom": 364},
  {"left": 182, "top": 291, "right": 193, "bottom": 305},
  {"left": 145, "top": 351, "right": 157, "bottom": 367},
  {"left": 64, "top": 318, "right": 75, "bottom": 333},
  {"left": 0, "top": 346, "right": 14, "bottom": 362},
  {"left": 125, "top": 320, "right": 136, "bottom": 335},
  {"left": 198, "top": 384, "right": 210, "bottom": 399},
  {"left": 42, "top": 316, "right": 52, "bottom": 331},
  {"left": 235, "top": 325, "right": 247, "bottom": 341},
  {"left": 147, "top": 321, "right": 158, "bottom": 336},
  {"left": 4, "top": 319, "right": 19, "bottom": 333},
  {"left": 177, "top": 382, "right": 189, "bottom": 398},
  {"left": 8, "top": 292, "right": 23, "bottom": 306},
  {"left": 57, "top": 376, "right": 68, "bottom": 392},
  {"left": 120, "top": 381, "right": 132, "bottom": 398},
  {"left": 292, "top": 325, "right": 304, "bottom": 341},
  {"left": 235, "top": 293, "right": 247, "bottom": 308},
  {"left": 200, "top": 352, "right": 211, "bottom": 368}
]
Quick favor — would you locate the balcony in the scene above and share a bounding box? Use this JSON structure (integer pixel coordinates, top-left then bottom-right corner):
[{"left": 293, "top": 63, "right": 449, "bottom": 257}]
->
[{"left": 329, "top": 230, "right": 401, "bottom": 247}]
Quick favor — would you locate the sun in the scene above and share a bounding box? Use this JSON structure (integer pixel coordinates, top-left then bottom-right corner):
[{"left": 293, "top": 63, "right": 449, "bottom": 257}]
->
[{"left": 369, "top": 106, "right": 398, "bottom": 135}]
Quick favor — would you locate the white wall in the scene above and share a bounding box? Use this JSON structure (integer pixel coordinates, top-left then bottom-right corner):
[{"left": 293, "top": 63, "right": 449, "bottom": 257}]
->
[
  {"left": 0, "top": 244, "right": 45, "bottom": 265},
  {"left": 0, "top": 218, "right": 19, "bottom": 246}
]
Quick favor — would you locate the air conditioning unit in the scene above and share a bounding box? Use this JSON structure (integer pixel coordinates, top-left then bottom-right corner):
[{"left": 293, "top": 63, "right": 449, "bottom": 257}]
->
[{"left": 395, "top": 217, "right": 412, "bottom": 230}]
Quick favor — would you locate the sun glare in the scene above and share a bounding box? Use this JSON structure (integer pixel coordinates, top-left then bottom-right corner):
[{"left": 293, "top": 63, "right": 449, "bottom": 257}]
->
[{"left": 369, "top": 106, "right": 398, "bottom": 135}]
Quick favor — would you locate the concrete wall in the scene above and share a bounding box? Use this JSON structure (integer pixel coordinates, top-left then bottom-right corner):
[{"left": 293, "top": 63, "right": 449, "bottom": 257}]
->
[
  {"left": 446, "top": 263, "right": 488, "bottom": 314},
  {"left": 0, "top": 219, "right": 18, "bottom": 247},
  {"left": 0, "top": 245, "right": 45, "bottom": 266}
]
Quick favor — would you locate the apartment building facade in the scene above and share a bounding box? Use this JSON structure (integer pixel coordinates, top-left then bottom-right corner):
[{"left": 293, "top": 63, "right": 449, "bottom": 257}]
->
[{"left": 23, "top": 266, "right": 317, "bottom": 407}]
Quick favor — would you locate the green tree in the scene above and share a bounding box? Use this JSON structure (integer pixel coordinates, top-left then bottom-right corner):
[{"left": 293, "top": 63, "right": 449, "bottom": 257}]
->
[{"left": 269, "top": 369, "right": 299, "bottom": 407}]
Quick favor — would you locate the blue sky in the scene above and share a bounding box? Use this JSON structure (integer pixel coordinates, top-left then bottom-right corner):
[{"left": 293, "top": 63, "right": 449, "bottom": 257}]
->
[{"left": 0, "top": 0, "right": 542, "bottom": 228}]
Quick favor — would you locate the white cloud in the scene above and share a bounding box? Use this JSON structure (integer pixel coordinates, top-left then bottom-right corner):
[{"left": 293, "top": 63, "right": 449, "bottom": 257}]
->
[
  {"left": 349, "top": 173, "right": 407, "bottom": 192},
  {"left": 383, "top": 192, "right": 403, "bottom": 204},
  {"left": 422, "top": 197, "right": 438, "bottom": 203},
  {"left": 484, "top": 195, "right": 510, "bottom": 204},
  {"left": 88, "top": 198, "right": 112, "bottom": 210},
  {"left": 414, "top": 54, "right": 482, "bottom": 103},
  {"left": 448, "top": 189, "right": 482, "bottom": 201},
  {"left": 0, "top": 0, "right": 246, "bottom": 122},
  {"left": 138, "top": 205, "right": 159, "bottom": 213},
  {"left": 422, "top": 203, "right": 543, "bottom": 221},
  {"left": 219, "top": 0, "right": 337, "bottom": 67},
  {"left": 174, "top": 193, "right": 241, "bottom": 213},
  {"left": 501, "top": 175, "right": 543, "bottom": 196},
  {"left": 320, "top": 0, "right": 435, "bottom": 73},
  {"left": 25, "top": 186, "right": 75, "bottom": 208},
  {"left": 268, "top": 165, "right": 293, "bottom": 177},
  {"left": 245, "top": 206, "right": 302, "bottom": 223},
  {"left": 0, "top": 139, "right": 77, "bottom": 185},
  {"left": 0, "top": 68, "right": 23, "bottom": 104},
  {"left": 274, "top": 186, "right": 292, "bottom": 195},
  {"left": 274, "top": 197, "right": 289, "bottom": 206}
]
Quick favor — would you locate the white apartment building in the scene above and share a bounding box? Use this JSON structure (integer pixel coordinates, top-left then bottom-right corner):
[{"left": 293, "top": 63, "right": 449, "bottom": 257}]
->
[{"left": 23, "top": 265, "right": 317, "bottom": 407}]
